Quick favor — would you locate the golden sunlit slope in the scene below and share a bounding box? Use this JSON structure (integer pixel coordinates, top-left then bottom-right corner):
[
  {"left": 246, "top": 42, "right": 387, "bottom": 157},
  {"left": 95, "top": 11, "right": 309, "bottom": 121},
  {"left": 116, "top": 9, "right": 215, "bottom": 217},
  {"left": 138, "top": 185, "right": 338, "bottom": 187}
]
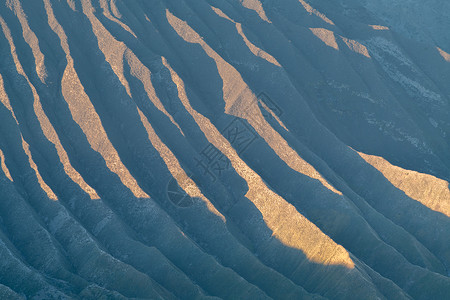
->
[{"left": 0, "top": 0, "right": 449, "bottom": 299}]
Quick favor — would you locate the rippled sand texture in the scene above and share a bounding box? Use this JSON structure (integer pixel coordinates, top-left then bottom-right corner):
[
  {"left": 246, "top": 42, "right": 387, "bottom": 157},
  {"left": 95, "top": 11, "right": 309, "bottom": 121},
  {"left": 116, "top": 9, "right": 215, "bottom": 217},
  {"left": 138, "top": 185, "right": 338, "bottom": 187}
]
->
[{"left": 0, "top": 0, "right": 449, "bottom": 299}]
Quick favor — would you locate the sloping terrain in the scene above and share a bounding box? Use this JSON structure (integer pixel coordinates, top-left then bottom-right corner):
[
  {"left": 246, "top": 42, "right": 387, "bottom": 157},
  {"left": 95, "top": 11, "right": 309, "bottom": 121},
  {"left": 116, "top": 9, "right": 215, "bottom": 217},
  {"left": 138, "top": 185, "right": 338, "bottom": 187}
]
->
[{"left": 0, "top": 0, "right": 449, "bottom": 299}]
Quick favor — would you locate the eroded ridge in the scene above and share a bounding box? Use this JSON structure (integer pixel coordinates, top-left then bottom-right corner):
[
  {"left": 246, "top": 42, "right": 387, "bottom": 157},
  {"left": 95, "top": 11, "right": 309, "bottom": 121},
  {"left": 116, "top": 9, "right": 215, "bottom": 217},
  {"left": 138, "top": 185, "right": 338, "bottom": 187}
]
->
[{"left": 0, "top": 0, "right": 449, "bottom": 299}]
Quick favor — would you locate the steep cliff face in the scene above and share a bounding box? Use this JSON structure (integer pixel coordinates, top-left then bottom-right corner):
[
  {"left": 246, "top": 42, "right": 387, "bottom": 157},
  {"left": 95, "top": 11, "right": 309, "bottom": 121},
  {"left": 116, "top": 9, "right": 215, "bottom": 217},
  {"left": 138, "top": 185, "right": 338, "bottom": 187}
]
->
[{"left": 0, "top": 0, "right": 448, "bottom": 299}]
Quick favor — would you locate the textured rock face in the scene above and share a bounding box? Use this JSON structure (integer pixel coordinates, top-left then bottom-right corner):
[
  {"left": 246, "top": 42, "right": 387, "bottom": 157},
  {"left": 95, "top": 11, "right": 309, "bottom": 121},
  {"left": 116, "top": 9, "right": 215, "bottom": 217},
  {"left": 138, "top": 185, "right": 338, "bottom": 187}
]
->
[{"left": 0, "top": 0, "right": 449, "bottom": 299}]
